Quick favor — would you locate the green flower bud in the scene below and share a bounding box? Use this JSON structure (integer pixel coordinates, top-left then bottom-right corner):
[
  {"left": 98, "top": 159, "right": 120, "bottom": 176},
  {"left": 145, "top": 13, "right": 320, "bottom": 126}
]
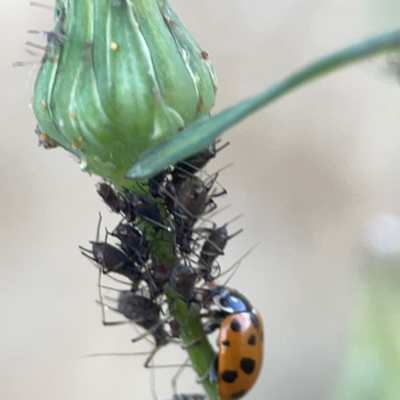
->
[{"left": 33, "top": 0, "right": 217, "bottom": 182}]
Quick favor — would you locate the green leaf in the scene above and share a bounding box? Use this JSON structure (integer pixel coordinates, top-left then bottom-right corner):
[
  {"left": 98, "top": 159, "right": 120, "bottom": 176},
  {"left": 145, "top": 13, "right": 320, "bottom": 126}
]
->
[{"left": 126, "top": 28, "right": 400, "bottom": 180}]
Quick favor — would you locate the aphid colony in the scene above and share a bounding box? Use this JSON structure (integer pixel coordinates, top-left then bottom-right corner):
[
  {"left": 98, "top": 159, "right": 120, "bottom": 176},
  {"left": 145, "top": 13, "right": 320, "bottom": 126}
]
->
[{"left": 81, "top": 143, "right": 263, "bottom": 400}]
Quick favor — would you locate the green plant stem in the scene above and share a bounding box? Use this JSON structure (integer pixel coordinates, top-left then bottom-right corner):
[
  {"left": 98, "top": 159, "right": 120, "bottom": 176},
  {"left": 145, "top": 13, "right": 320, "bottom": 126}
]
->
[
  {"left": 108, "top": 178, "right": 219, "bottom": 399},
  {"left": 165, "top": 285, "right": 218, "bottom": 400},
  {"left": 127, "top": 28, "right": 400, "bottom": 179}
]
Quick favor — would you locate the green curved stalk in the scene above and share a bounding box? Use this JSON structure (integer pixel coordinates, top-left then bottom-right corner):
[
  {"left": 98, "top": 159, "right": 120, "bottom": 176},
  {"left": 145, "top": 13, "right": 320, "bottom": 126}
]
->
[
  {"left": 165, "top": 285, "right": 218, "bottom": 400},
  {"left": 127, "top": 28, "right": 400, "bottom": 179}
]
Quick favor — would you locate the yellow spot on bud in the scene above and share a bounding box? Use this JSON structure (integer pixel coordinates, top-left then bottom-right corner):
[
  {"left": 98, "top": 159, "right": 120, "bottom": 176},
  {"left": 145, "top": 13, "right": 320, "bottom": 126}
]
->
[
  {"left": 72, "top": 136, "right": 83, "bottom": 149},
  {"left": 193, "top": 74, "right": 200, "bottom": 84},
  {"left": 69, "top": 113, "right": 76, "bottom": 120},
  {"left": 110, "top": 42, "right": 118, "bottom": 51},
  {"left": 40, "top": 101, "right": 47, "bottom": 109},
  {"left": 39, "top": 133, "right": 49, "bottom": 142}
]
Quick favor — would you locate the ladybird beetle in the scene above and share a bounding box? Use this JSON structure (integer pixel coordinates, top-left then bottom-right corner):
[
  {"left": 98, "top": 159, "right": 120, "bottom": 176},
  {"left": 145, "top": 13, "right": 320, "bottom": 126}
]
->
[{"left": 206, "top": 286, "right": 263, "bottom": 400}]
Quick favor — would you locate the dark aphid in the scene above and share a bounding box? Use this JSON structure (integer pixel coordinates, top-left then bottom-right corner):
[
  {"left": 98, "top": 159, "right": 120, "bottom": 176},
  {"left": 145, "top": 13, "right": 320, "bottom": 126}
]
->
[
  {"left": 172, "top": 142, "right": 216, "bottom": 184},
  {"left": 35, "top": 125, "right": 58, "bottom": 149},
  {"left": 176, "top": 176, "right": 209, "bottom": 218},
  {"left": 135, "top": 202, "right": 163, "bottom": 226},
  {"left": 174, "top": 176, "right": 209, "bottom": 253},
  {"left": 112, "top": 223, "right": 149, "bottom": 265},
  {"left": 121, "top": 191, "right": 165, "bottom": 229},
  {"left": 118, "top": 197, "right": 136, "bottom": 223},
  {"left": 169, "top": 319, "right": 181, "bottom": 338},
  {"left": 97, "top": 182, "right": 120, "bottom": 214},
  {"left": 96, "top": 183, "right": 137, "bottom": 222},
  {"left": 140, "top": 269, "right": 165, "bottom": 300},
  {"left": 118, "top": 292, "right": 170, "bottom": 348},
  {"left": 169, "top": 264, "right": 197, "bottom": 301},
  {"left": 152, "top": 259, "right": 171, "bottom": 281},
  {"left": 148, "top": 169, "right": 169, "bottom": 198},
  {"left": 165, "top": 181, "right": 178, "bottom": 215},
  {"left": 89, "top": 242, "right": 141, "bottom": 283},
  {"left": 199, "top": 226, "right": 228, "bottom": 282}
]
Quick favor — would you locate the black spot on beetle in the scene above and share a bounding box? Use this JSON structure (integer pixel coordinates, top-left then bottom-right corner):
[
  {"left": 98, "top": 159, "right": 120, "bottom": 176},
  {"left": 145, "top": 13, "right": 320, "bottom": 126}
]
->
[
  {"left": 222, "top": 339, "right": 230, "bottom": 346},
  {"left": 230, "top": 318, "right": 241, "bottom": 332},
  {"left": 247, "top": 334, "right": 256, "bottom": 345},
  {"left": 250, "top": 313, "right": 259, "bottom": 329},
  {"left": 221, "top": 370, "right": 238, "bottom": 383},
  {"left": 240, "top": 358, "right": 255, "bottom": 374},
  {"left": 231, "top": 389, "right": 246, "bottom": 399}
]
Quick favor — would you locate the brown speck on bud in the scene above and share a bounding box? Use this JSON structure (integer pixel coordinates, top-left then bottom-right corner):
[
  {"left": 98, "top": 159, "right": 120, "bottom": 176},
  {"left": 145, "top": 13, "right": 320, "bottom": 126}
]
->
[
  {"left": 162, "top": 14, "right": 173, "bottom": 26},
  {"left": 35, "top": 126, "right": 58, "bottom": 149},
  {"left": 201, "top": 51, "right": 209, "bottom": 60},
  {"left": 72, "top": 136, "right": 83, "bottom": 149},
  {"left": 196, "top": 96, "right": 203, "bottom": 113},
  {"left": 69, "top": 113, "right": 76, "bottom": 120}
]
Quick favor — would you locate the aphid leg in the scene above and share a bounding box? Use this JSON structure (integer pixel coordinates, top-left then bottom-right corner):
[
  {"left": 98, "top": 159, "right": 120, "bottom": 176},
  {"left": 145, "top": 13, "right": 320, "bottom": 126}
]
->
[
  {"left": 217, "top": 243, "right": 261, "bottom": 285},
  {"left": 144, "top": 348, "right": 191, "bottom": 369},
  {"left": 131, "top": 318, "right": 171, "bottom": 343},
  {"left": 197, "top": 357, "right": 218, "bottom": 384}
]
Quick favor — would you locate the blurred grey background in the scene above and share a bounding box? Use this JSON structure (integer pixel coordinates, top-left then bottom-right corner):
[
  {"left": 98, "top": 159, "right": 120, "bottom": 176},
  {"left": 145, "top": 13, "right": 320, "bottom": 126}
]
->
[{"left": 1, "top": 0, "right": 400, "bottom": 399}]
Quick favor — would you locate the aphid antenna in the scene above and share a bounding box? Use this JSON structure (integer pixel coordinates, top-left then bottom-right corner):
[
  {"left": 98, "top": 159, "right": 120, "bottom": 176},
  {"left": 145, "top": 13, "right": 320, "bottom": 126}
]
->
[
  {"left": 24, "top": 47, "right": 43, "bottom": 58},
  {"left": 97, "top": 284, "right": 129, "bottom": 293},
  {"left": 159, "top": 183, "right": 202, "bottom": 221},
  {"left": 175, "top": 252, "right": 199, "bottom": 266},
  {"left": 25, "top": 41, "right": 46, "bottom": 51},
  {"left": 131, "top": 318, "right": 172, "bottom": 343},
  {"left": 96, "top": 232, "right": 112, "bottom": 327},
  {"left": 27, "top": 29, "right": 48, "bottom": 37},
  {"left": 215, "top": 140, "right": 230, "bottom": 153},
  {"left": 30, "top": 1, "right": 53, "bottom": 10},
  {"left": 81, "top": 350, "right": 191, "bottom": 370},
  {"left": 95, "top": 212, "right": 103, "bottom": 241},
  {"left": 173, "top": 141, "right": 229, "bottom": 178},
  {"left": 196, "top": 213, "right": 244, "bottom": 235},
  {"left": 198, "top": 168, "right": 229, "bottom": 199},
  {"left": 218, "top": 242, "right": 261, "bottom": 287},
  {"left": 195, "top": 204, "right": 234, "bottom": 230},
  {"left": 171, "top": 357, "right": 190, "bottom": 397},
  {"left": 79, "top": 246, "right": 96, "bottom": 262},
  {"left": 99, "top": 268, "right": 133, "bottom": 286},
  {"left": 174, "top": 196, "right": 217, "bottom": 223},
  {"left": 95, "top": 299, "right": 132, "bottom": 326},
  {"left": 102, "top": 294, "right": 119, "bottom": 303},
  {"left": 139, "top": 213, "right": 175, "bottom": 233},
  {"left": 80, "top": 351, "right": 150, "bottom": 359},
  {"left": 149, "top": 358, "right": 159, "bottom": 400},
  {"left": 13, "top": 46, "right": 43, "bottom": 68},
  {"left": 12, "top": 60, "right": 38, "bottom": 68},
  {"left": 202, "top": 162, "right": 234, "bottom": 189}
]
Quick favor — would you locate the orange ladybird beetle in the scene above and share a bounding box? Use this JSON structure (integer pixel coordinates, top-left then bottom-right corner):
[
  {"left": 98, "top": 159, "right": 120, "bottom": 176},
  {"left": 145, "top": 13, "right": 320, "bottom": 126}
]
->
[{"left": 204, "top": 286, "right": 263, "bottom": 400}]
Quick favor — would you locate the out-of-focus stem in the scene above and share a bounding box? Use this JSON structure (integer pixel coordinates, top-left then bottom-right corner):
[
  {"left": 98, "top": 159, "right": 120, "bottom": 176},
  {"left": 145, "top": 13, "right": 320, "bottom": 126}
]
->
[{"left": 333, "top": 257, "right": 400, "bottom": 400}]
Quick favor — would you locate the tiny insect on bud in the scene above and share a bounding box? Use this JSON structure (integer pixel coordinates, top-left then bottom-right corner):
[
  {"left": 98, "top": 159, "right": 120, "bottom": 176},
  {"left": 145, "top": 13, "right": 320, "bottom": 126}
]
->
[{"left": 33, "top": 0, "right": 217, "bottom": 182}]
